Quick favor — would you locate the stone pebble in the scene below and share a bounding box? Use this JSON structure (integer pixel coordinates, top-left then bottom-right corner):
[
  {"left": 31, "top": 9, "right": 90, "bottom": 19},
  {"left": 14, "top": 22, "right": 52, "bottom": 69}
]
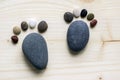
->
[
  {"left": 80, "top": 9, "right": 88, "bottom": 18},
  {"left": 29, "top": 19, "right": 37, "bottom": 29},
  {"left": 13, "top": 26, "right": 21, "bottom": 35},
  {"left": 64, "top": 12, "right": 74, "bottom": 23},
  {"left": 73, "top": 9, "right": 80, "bottom": 18},
  {"left": 38, "top": 21, "right": 48, "bottom": 33},
  {"left": 11, "top": 35, "right": 19, "bottom": 44},
  {"left": 22, "top": 33, "right": 48, "bottom": 70},
  {"left": 67, "top": 20, "right": 89, "bottom": 52},
  {"left": 90, "top": 19, "right": 97, "bottom": 28},
  {"left": 87, "top": 13, "right": 94, "bottom": 21},
  {"left": 21, "top": 21, "right": 28, "bottom": 31}
]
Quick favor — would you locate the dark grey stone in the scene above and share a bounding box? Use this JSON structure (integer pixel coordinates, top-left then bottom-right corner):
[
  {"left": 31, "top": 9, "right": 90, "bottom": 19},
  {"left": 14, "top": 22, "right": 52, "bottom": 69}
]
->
[
  {"left": 80, "top": 9, "right": 88, "bottom": 18},
  {"left": 38, "top": 21, "right": 48, "bottom": 33},
  {"left": 64, "top": 12, "right": 74, "bottom": 23},
  {"left": 22, "top": 33, "right": 48, "bottom": 70},
  {"left": 21, "top": 21, "right": 28, "bottom": 31},
  {"left": 67, "top": 20, "right": 89, "bottom": 52}
]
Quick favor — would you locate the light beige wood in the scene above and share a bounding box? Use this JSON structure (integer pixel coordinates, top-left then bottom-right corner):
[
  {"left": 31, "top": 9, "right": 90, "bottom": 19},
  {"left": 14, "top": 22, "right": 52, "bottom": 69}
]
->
[{"left": 0, "top": 0, "right": 120, "bottom": 80}]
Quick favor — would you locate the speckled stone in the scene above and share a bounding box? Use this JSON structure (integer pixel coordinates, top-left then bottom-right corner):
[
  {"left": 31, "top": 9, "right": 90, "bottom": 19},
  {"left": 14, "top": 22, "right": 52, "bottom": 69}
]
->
[
  {"left": 13, "top": 26, "right": 21, "bottom": 35},
  {"left": 67, "top": 20, "right": 89, "bottom": 52},
  {"left": 64, "top": 12, "right": 74, "bottom": 23},
  {"left": 22, "top": 33, "right": 48, "bottom": 70}
]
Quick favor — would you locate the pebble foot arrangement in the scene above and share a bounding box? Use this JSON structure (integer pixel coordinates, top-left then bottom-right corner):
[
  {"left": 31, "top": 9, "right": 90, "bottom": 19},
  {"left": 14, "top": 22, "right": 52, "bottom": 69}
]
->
[
  {"left": 11, "top": 19, "right": 48, "bottom": 70},
  {"left": 64, "top": 9, "right": 98, "bottom": 52}
]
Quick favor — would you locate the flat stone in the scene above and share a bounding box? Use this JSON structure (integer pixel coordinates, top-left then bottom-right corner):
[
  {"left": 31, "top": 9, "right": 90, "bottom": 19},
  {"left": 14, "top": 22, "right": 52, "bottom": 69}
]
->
[
  {"left": 22, "top": 33, "right": 48, "bottom": 70},
  {"left": 67, "top": 20, "right": 89, "bottom": 52}
]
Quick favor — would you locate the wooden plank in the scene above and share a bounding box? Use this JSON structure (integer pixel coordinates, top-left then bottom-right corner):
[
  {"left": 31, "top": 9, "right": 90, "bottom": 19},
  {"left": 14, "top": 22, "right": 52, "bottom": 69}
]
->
[{"left": 0, "top": 0, "right": 120, "bottom": 80}]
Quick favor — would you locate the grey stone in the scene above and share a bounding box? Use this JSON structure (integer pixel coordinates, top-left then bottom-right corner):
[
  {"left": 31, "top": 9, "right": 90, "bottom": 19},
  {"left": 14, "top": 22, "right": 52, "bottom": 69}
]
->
[
  {"left": 64, "top": 12, "right": 74, "bottom": 23},
  {"left": 22, "top": 33, "right": 48, "bottom": 70},
  {"left": 67, "top": 20, "right": 89, "bottom": 52},
  {"left": 21, "top": 21, "right": 28, "bottom": 31}
]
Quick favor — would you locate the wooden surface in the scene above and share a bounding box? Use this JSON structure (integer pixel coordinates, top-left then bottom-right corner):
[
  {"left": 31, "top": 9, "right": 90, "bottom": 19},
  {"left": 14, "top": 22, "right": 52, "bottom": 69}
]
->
[{"left": 0, "top": 0, "right": 120, "bottom": 80}]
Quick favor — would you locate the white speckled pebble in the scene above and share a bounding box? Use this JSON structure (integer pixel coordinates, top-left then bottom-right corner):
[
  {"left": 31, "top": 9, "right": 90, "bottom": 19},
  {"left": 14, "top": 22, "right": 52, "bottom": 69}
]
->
[
  {"left": 73, "top": 9, "right": 80, "bottom": 18},
  {"left": 29, "top": 19, "right": 37, "bottom": 29}
]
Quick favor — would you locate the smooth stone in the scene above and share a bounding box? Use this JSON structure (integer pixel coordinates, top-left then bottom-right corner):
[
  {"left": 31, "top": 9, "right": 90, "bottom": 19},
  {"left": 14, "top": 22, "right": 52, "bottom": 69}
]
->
[
  {"left": 87, "top": 13, "right": 94, "bottom": 21},
  {"left": 67, "top": 20, "right": 89, "bottom": 52},
  {"left": 64, "top": 12, "right": 74, "bottom": 23},
  {"left": 38, "top": 21, "right": 48, "bottom": 33},
  {"left": 73, "top": 9, "right": 80, "bottom": 18},
  {"left": 21, "top": 21, "right": 28, "bottom": 31},
  {"left": 90, "top": 19, "right": 97, "bottom": 28},
  {"left": 22, "top": 33, "right": 48, "bottom": 70},
  {"left": 80, "top": 9, "right": 88, "bottom": 18},
  {"left": 11, "top": 35, "right": 18, "bottom": 44},
  {"left": 13, "top": 26, "right": 21, "bottom": 35},
  {"left": 29, "top": 19, "right": 37, "bottom": 29}
]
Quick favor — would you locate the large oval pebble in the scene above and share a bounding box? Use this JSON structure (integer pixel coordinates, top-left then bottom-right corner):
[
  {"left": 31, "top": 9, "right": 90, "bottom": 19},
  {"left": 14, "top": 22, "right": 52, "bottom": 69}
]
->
[
  {"left": 22, "top": 33, "right": 48, "bottom": 70},
  {"left": 67, "top": 20, "right": 89, "bottom": 52}
]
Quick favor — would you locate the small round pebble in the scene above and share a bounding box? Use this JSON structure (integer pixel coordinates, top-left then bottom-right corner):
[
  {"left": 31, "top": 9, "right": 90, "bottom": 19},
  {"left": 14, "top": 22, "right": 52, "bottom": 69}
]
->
[
  {"left": 21, "top": 21, "right": 28, "bottom": 31},
  {"left": 29, "top": 19, "right": 37, "bottom": 29},
  {"left": 90, "top": 19, "right": 97, "bottom": 28},
  {"left": 13, "top": 26, "right": 21, "bottom": 35},
  {"left": 73, "top": 9, "right": 80, "bottom": 18},
  {"left": 80, "top": 9, "right": 88, "bottom": 18},
  {"left": 87, "top": 13, "right": 94, "bottom": 21},
  {"left": 38, "top": 21, "right": 48, "bottom": 33},
  {"left": 64, "top": 12, "right": 74, "bottom": 23},
  {"left": 11, "top": 35, "right": 18, "bottom": 44}
]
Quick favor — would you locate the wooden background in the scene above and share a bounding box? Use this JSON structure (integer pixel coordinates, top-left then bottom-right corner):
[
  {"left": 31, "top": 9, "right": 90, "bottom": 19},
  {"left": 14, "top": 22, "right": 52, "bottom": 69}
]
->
[{"left": 0, "top": 0, "right": 120, "bottom": 80}]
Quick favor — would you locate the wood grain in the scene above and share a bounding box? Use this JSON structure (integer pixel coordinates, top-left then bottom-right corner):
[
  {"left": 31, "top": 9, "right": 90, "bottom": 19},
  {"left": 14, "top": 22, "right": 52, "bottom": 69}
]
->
[{"left": 0, "top": 0, "right": 120, "bottom": 80}]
